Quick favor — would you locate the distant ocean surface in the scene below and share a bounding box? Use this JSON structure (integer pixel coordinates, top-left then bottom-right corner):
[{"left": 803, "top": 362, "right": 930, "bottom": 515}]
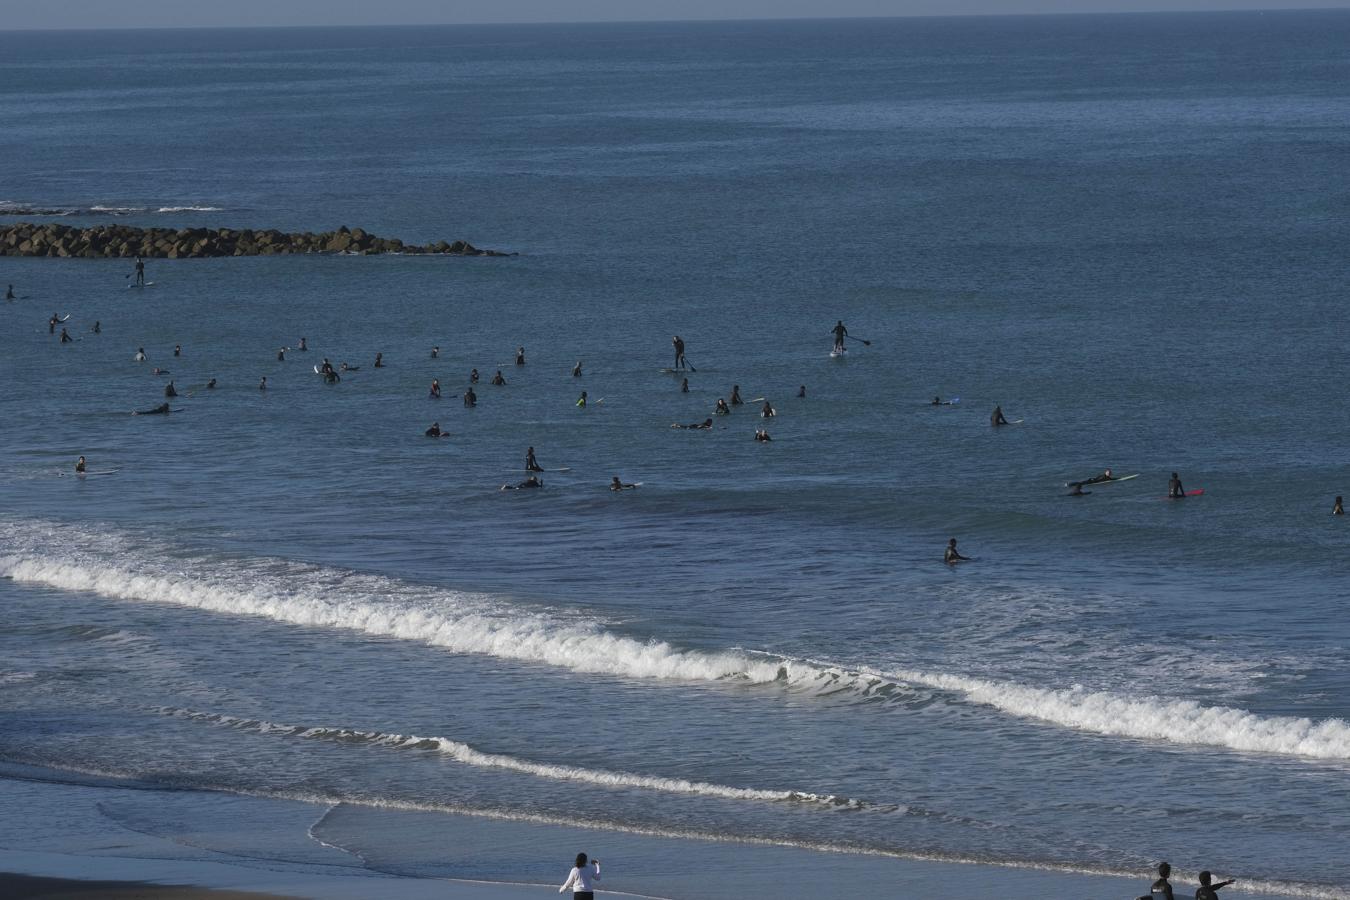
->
[{"left": 2, "top": 12, "right": 1349, "bottom": 898}]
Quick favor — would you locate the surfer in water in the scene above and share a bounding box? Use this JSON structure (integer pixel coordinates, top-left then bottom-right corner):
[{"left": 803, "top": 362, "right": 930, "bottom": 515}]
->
[
  {"left": 320, "top": 358, "right": 334, "bottom": 376},
  {"left": 135, "top": 347, "right": 146, "bottom": 362},
  {"left": 48, "top": 314, "right": 58, "bottom": 334},
  {"left": 832, "top": 320, "right": 848, "bottom": 352},
  {"left": 797, "top": 385, "right": 806, "bottom": 398},
  {"left": 374, "top": 352, "right": 384, "bottom": 368},
  {"left": 1168, "top": 471, "right": 1186, "bottom": 499},
  {"left": 1195, "top": 871, "right": 1235, "bottom": 900},
  {"left": 491, "top": 370, "right": 506, "bottom": 386},
  {"left": 673, "top": 335, "right": 687, "bottom": 370},
  {"left": 134, "top": 257, "right": 145, "bottom": 286},
  {"left": 425, "top": 422, "right": 446, "bottom": 437},
  {"left": 298, "top": 337, "right": 308, "bottom": 351},
  {"left": 429, "top": 379, "right": 441, "bottom": 398},
  {"left": 515, "top": 346, "right": 526, "bottom": 365},
  {"left": 502, "top": 475, "right": 543, "bottom": 491},
  {"left": 93, "top": 322, "right": 101, "bottom": 334},
  {"left": 174, "top": 344, "right": 181, "bottom": 357},
  {"left": 944, "top": 538, "right": 970, "bottom": 564},
  {"left": 1069, "top": 469, "right": 1113, "bottom": 488},
  {"left": 259, "top": 377, "right": 267, "bottom": 390},
  {"left": 680, "top": 378, "right": 689, "bottom": 393},
  {"left": 525, "top": 447, "right": 543, "bottom": 472},
  {"left": 463, "top": 387, "right": 476, "bottom": 407},
  {"left": 715, "top": 398, "right": 730, "bottom": 415},
  {"left": 324, "top": 369, "right": 340, "bottom": 384},
  {"left": 991, "top": 405, "right": 1010, "bottom": 427},
  {"left": 754, "top": 428, "right": 772, "bottom": 442},
  {"left": 206, "top": 378, "right": 216, "bottom": 389},
  {"left": 610, "top": 476, "right": 637, "bottom": 491},
  {"left": 340, "top": 362, "right": 358, "bottom": 372},
  {"left": 730, "top": 385, "right": 743, "bottom": 406},
  {"left": 1334, "top": 496, "right": 1344, "bottom": 516},
  {"left": 164, "top": 381, "right": 177, "bottom": 398},
  {"left": 277, "top": 348, "right": 286, "bottom": 361},
  {"left": 1068, "top": 483, "right": 1090, "bottom": 497},
  {"left": 59, "top": 327, "right": 72, "bottom": 343},
  {"left": 4, "top": 284, "right": 13, "bottom": 300},
  {"left": 470, "top": 368, "right": 479, "bottom": 384},
  {"left": 431, "top": 346, "right": 440, "bottom": 358},
  {"left": 135, "top": 403, "right": 171, "bottom": 415},
  {"left": 572, "top": 361, "right": 583, "bottom": 378},
  {"left": 760, "top": 400, "right": 775, "bottom": 418},
  {"left": 75, "top": 456, "right": 86, "bottom": 474},
  {"left": 672, "top": 418, "right": 714, "bottom": 430}
]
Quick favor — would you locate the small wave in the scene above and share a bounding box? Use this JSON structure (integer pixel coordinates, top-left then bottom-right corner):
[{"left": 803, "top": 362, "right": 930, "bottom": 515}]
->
[
  {"left": 158, "top": 707, "right": 863, "bottom": 808},
  {"left": 0, "top": 672, "right": 38, "bottom": 686},
  {"left": 155, "top": 206, "right": 223, "bottom": 213},
  {"left": 880, "top": 666, "right": 1350, "bottom": 762},
  {"left": 4, "top": 523, "right": 1349, "bottom": 764},
  {"left": 88, "top": 205, "right": 144, "bottom": 214}
]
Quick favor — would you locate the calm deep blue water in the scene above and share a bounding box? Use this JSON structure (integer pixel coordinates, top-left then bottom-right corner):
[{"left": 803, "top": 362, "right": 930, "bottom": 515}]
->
[{"left": 2, "top": 13, "right": 1349, "bottom": 898}]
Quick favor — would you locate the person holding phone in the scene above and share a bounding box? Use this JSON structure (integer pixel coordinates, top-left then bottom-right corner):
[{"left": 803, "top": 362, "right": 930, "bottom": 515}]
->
[{"left": 559, "top": 852, "right": 600, "bottom": 898}]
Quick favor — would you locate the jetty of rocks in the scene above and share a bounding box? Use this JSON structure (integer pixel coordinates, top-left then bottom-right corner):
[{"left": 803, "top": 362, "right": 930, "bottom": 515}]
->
[{"left": 0, "top": 222, "right": 513, "bottom": 258}]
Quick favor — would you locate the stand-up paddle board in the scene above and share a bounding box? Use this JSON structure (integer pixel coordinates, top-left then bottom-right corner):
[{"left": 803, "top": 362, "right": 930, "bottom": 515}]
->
[
  {"left": 127, "top": 282, "right": 156, "bottom": 289},
  {"left": 830, "top": 347, "right": 847, "bottom": 358}
]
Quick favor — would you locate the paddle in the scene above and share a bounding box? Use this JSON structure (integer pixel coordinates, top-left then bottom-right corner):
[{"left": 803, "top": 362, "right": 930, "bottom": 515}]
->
[
  {"left": 846, "top": 335, "right": 872, "bottom": 347},
  {"left": 683, "top": 358, "right": 697, "bottom": 373}
]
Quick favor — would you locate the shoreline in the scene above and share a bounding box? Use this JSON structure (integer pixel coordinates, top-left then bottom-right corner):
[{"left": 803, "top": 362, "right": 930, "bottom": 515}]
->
[{"left": 0, "top": 762, "right": 1316, "bottom": 900}]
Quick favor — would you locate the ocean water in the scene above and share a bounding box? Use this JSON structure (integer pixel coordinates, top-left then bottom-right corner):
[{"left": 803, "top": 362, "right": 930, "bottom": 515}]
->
[{"left": 1, "top": 12, "right": 1349, "bottom": 898}]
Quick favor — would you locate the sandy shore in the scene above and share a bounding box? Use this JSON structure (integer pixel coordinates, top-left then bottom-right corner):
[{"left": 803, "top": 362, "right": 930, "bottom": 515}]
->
[{"left": 1, "top": 872, "right": 296, "bottom": 899}]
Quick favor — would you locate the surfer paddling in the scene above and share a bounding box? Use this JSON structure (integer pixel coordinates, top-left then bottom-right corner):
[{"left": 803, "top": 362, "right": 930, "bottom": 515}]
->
[{"left": 610, "top": 476, "right": 637, "bottom": 491}]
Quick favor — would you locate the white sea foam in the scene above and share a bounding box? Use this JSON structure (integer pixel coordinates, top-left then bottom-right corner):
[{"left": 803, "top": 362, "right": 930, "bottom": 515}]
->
[
  {"left": 4, "top": 529, "right": 1349, "bottom": 763},
  {"left": 883, "top": 667, "right": 1350, "bottom": 761},
  {"left": 155, "top": 205, "right": 223, "bottom": 213},
  {"left": 159, "top": 708, "right": 862, "bottom": 808}
]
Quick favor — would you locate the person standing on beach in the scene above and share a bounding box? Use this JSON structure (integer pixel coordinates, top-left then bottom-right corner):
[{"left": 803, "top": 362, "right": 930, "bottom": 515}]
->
[
  {"left": 1195, "top": 870, "right": 1234, "bottom": 900},
  {"left": 559, "top": 852, "right": 600, "bottom": 898},
  {"left": 672, "top": 335, "right": 686, "bottom": 370},
  {"left": 1144, "top": 861, "right": 1175, "bottom": 899}
]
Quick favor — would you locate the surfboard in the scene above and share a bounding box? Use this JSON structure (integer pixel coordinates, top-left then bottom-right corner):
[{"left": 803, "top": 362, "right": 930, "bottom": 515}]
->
[
  {"left": 659, "top": 368, "right": 690, "bottom": 375},
  {"left": 547, "top": 467, "right": 572, "bottom": 473},
  {"left": 126, "top": 282, "right": 155, "bottom": 289},
  {"left": 78, "top": 469, "right": 121, "bottom": 477},
  {"left": 830, "top": 348, "right": 847, "bottom": 358},
  {"left": 1162, "top": 489, "right": 1205, "bottom": 499},
  {"left": 1007, "top": 418, "right": 1024, "bottom": 424},
  {"left": 57, "top": 314, "right": 71, "bottom": 322},
  {"left": 1063, "top": 473, "right": 1139, "bottom": 487}
]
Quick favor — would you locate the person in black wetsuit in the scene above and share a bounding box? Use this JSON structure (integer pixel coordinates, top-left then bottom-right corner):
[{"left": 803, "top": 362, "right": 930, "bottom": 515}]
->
[
  {"left": 48, "top": 314, "right": 58, "bottom": 334},
  {"left": 470, "top": 368, "right": 479, "bottom": 384},
  {"left": 1168, "top": 472, "right": 1185, "bottom": 499},
  {"left": 259, "top": 377, "right": 267, "bottom": 390},
  {"left": 75, "top": 456, "right": 86, "bottom": 474},
  {"left": 610, "top": 476, "right": 637, "bottom": 491},
  {"left": 672, "top": 418, "right": 714, "bottom": 430},
  {"left": 374, "top": 352, "right": 384, "bottom": 368},
  {"left": 515, "top": 346, "right": 526, "bottom": 366},
  {"left": 277, "top": 348, "right": 286, "bottom": 361},
  {"left": 680, "top": 378, "right": 689, "bottom": 393},
  {"left": 1195, "top": 870, "right": 1234, "bottom": 900},
  {"left": 463, "top": 387, "right": 476, "bottom": 407},
  {"left": 715, "top": 398, "right": 730, "bottom": 415},
  {"left": 1143, "top": 861, "right": 1175, "bottom": 900},
  {"left": 991, "top": 405, "right": 1009, "bottom": 426},
  {"left": 135, "top": 403, "right": 171, "bottom": 415},
  {"left": 944, "top": 538, "right": 970, "bottom": 564},
  {"left": 93, "top": 321, "right": 101, "bottom": 334},
  {"left": 492, "top": 370, "right": 506, "bottom": 386},
  {"left": 430, "top": 379, "right": 441, "bottom": 398},
  {"left": 320, "top": 358, "right": 334, "bottom": 376},
  {"left": 760, "top": 400, "right": 775, "bottom": 418},
  {"left": 797, "top": 385, "right": 806, "bottom": 398},
  {"left": 754, "top": 428, "right": 771, "bottom": 442},
  {"left": 298, "top": 337, "right": 307, "bottom": 351},
  {"left": 134, "top": 257, "right": 145, "bottom": 286},
  {"left": 4, "top": 284, "right": 13, "bottom": 300},
  {"left": 502, "top": 475, "right": 543, "bottom": 490},
  {"left": 431, "top": 346, "right": 440, "bottom": 358},
  {"left": 1334, "top": 496, "right": 1345, "bottom": 516},
  {"left": 135, "top": 347, "right": 146, "bottom": 362},
  {"left": 174, "top": 344, "right": 181, "bottom": 357},
  {"left": 832, "top": 320, "right": 848, "bottom": 352},
  {"left": 525, "top": 447, "right": 543, "bottom": 472},
  {"left": 572, "top": 361, "right": 583, "bottom": 377},
  {"left": 324, "top": 369, "right": 340, "bottom": 383},
  {"left": 425, "top": 422, "right": 446, "bottom": 437},
  {"left": 60, "top": 327, "right": 72, "bottom": 343},
  {"left": 672, "top": 336, "right": 686, "bottom": 370},
  {"left": 206, "top": 378, "right": 216, "bottom": 389},
  {"left": 164, "top": 381, "right": 177, "bottom": 398},
  {"left": 730, "top": 385, "right": 743, "bottom": 405}
]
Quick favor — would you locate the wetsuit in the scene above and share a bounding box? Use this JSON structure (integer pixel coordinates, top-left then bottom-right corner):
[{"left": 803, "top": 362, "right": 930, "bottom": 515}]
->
[
  {"left": 730, "top": 387, "right": 743, "bottom": 405},
  {"left": 526, "top": 450, "right": 542, "bottom": 472},
  {"left": 673, "top": 337, "right": 686, "bottom": 369},
  {"left": 1168, "top": 474, "right": 1185, "bottom": 498},
  {"left": 136, "top": 403, "right": 171, "bottom": 415},
  {"left": 60, "top": 329, "right": 72, "bottom": 343},
  {"left": 164, "top": 383, "right": 177, "bottom": 398},
  {"left": 134, "top": 259, "right": 145, "bottom": 286},
  {"left": 991, "top": 407, "right": 1009, "bottom": 426},
  {"left": 426, "top": 424, "right": 442, "bottom": 437},
  {"left": 832, "top": 322, "right": 847, "bottom": 351},
  {"left": 515, "top": 348, "right": 525, "bottom": 365},
  {"left": 463, "top": 389, "right": 476, "bottom": 407}
]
